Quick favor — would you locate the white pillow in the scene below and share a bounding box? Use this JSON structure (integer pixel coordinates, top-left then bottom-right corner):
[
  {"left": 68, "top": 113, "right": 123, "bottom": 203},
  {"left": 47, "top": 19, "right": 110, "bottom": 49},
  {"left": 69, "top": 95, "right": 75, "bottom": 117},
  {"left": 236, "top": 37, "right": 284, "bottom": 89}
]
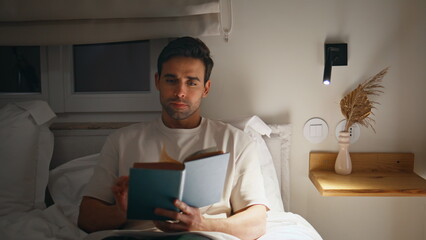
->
[
  {"left": 0, "top": 100, "right": 56, "bottom": 216},
  {"left": 48, "top": 153, "right": 99, "bottom": 224},
  {"left": 263, "top": 124, "right": 291, "bottom": 212},
  {"left": 228, "top": 116, "right": 285, "bottom": 212}
]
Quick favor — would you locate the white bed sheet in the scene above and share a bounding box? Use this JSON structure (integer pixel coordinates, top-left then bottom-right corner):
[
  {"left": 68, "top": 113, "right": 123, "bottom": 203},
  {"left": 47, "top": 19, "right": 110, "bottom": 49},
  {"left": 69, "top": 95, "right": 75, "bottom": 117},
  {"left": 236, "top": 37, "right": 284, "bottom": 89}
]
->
[
  {"left": 83, "top": 211, "right": 322, "bottom": 240},
  {"left": 0, "top": 204, "right": 86, "bottom": 240},
  {"left": 261, "top": 212, "right": 323, "bottom": 240},
  {"left": 0, "top": 207, "right": 322, "bottom": 240}
]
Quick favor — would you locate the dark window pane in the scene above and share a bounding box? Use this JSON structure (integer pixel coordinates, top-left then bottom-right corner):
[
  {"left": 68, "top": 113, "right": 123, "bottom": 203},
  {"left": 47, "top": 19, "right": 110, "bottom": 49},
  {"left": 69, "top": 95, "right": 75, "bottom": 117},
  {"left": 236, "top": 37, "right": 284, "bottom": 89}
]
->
[
  {"left": 0, "top": 46, "right": 41, "bottom": 93},
  {"left": 73, "top": 41, "right": 150, "bottom": 93}
]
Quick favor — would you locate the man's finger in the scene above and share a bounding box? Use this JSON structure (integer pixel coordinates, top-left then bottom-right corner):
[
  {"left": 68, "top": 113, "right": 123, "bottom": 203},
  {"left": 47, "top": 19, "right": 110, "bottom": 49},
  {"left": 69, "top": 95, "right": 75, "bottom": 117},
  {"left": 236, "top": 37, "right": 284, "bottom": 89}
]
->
[
  {"left": 174, "top": 199, "right": 191, "bottom": 214},
  {"left": 154, "top": 208, "right": 192, "bottom": 226},
  {"left": 154, "top": 208, "right": 181, "bottom": 220},
  {"left": 154, "top": 220, "right": 188, "bottom": 232}
]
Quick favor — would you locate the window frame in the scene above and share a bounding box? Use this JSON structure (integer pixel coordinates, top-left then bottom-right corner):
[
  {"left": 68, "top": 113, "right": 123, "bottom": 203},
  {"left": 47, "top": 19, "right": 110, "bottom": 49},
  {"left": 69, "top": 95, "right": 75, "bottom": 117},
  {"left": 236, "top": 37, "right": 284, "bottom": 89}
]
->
[{"left": 49, "top": 39, "right": 166, "bottom": 113}]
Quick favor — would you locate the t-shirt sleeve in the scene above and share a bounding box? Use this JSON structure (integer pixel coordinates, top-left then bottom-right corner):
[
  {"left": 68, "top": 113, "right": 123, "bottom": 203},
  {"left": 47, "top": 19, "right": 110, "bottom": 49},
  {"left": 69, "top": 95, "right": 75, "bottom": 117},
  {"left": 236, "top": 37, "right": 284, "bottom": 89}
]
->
[
  {"left": 82, "top": 135, "right": 119, "bottom": 204},
  {"left": 230, "top": 140, "right": 270, "bottom": 213}
]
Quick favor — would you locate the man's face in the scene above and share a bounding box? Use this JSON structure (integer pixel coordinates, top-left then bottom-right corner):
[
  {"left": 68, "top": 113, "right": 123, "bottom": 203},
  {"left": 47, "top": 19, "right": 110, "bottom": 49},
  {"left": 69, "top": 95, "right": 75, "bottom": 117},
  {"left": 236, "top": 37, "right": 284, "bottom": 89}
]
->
[{"left": 155, "top": 56, "right": 210, "bottom": 126}]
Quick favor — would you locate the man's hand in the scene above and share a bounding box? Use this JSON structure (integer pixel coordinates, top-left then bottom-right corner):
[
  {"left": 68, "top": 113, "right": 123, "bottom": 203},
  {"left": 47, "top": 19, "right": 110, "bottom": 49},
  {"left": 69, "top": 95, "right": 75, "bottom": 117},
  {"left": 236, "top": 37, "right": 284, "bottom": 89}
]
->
[
  {"left": 153, "top": 199, "right": 208, "bottom": 232},
  {"left": 153, "top": 200, "right": 267, "bottom": 240},
  {"left": 111, "top": 176, "right": 129, "bottom": 213}
]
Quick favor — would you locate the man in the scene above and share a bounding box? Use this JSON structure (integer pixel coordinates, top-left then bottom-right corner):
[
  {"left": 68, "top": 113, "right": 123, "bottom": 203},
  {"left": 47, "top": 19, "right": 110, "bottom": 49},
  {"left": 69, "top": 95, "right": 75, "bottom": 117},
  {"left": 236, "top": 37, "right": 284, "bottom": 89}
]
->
[{"left": 78, "top": 37, "right": 269, "bottom": 240}]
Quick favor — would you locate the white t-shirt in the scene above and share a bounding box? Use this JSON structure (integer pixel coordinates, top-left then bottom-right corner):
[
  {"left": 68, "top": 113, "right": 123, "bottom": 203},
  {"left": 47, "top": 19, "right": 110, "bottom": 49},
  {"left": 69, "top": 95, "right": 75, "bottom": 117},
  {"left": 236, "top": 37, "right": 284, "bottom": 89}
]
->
[{"left": 84, "top": 117, "right": 269, "bottom": 217}]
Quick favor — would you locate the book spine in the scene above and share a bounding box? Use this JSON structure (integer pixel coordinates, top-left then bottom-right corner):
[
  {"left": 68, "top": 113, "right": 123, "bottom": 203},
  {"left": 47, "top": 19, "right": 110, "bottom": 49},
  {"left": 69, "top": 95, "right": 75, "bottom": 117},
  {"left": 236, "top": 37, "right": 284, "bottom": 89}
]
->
[{"left": 178, "top": 169, "right": 186, "bottom": 202}]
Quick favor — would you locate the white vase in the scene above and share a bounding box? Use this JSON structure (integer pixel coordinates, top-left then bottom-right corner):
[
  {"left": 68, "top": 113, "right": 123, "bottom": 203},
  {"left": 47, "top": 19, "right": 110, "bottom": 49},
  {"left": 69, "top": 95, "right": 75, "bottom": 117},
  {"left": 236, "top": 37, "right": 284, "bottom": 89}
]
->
[{"left": 335, "top": 131, "right": 352, "bottom": 175}]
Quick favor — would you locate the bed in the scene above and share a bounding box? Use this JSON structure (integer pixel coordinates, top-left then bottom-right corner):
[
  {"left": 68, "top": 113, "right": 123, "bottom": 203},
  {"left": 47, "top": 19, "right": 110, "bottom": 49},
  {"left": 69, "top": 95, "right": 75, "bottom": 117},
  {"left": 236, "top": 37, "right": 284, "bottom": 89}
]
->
[{"left": 0, "top": 100, "right": 322, "bottom": 240}]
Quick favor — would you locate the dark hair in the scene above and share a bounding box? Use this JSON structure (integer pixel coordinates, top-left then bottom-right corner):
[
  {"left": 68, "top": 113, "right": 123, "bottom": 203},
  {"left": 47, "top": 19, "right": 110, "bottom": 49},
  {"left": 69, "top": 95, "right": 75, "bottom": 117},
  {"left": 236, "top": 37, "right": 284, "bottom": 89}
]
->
[{"left": 157, "top": 37, "right": 214, "bottom": 84}]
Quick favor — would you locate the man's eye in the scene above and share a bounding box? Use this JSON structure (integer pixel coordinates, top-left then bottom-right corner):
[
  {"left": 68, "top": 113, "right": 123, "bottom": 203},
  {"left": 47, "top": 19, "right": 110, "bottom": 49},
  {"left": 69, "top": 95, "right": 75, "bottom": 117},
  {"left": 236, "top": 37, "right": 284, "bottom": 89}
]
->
[
  {"left": 187, "top": 81, "right": 198, "bottom": 86},
  {"left": 165, "top": 79, "right": 177, "bottom": 84}
]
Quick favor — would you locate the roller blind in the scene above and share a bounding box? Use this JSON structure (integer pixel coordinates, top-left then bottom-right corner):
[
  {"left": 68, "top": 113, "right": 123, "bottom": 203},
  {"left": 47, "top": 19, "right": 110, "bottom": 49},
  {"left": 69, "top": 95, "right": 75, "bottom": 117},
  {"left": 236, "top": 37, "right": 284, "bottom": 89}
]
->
[{"left": 0, "top": 0, "right": 220, "bottom": 45}]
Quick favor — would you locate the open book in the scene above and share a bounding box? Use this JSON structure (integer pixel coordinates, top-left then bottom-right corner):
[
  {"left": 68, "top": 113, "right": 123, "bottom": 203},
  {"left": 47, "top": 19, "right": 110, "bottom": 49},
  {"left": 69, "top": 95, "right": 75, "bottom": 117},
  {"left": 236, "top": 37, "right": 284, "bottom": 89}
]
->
[{"left": 127, "top": 147, "right": 230, "bottom": 220}]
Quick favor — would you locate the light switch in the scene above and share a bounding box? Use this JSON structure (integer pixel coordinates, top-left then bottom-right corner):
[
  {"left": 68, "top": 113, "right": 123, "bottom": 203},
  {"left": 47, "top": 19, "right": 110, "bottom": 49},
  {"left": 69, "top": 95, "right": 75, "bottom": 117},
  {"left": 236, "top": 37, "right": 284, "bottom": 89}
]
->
[
  {"left": 303, "top": 118, "right": 328, "bottom": 143},
  {"left": 310, "top": 124, "right": 322, "bottom": 137}
]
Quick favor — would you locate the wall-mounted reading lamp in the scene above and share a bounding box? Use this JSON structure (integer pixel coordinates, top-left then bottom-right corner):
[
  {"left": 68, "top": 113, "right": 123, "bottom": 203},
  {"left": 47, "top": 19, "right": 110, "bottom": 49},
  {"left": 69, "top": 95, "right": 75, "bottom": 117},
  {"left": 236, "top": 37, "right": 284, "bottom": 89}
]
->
[{"left": 323, "top": 43, "right": 348, "bottom": 85}]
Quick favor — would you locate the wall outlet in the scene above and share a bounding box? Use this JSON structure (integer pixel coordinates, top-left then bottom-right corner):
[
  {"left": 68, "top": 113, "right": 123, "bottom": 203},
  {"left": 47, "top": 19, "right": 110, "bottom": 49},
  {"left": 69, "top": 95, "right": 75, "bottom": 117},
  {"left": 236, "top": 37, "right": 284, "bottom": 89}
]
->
[{"left": 335, "top": 120, "right": 360, "bottom": 144}]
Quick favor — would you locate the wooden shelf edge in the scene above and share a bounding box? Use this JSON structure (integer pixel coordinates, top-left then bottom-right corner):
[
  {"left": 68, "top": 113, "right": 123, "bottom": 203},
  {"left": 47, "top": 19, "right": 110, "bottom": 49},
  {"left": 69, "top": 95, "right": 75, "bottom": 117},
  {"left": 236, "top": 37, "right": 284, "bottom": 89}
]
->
[
  {"left": 309, "top": 172, "right": 324, "bottom": 195},
  {"left": 309, "top": 170, "right": 426, "bottom": 197},
  {"left": 309, "top": 152, "right": 426, "bottom": 197}
]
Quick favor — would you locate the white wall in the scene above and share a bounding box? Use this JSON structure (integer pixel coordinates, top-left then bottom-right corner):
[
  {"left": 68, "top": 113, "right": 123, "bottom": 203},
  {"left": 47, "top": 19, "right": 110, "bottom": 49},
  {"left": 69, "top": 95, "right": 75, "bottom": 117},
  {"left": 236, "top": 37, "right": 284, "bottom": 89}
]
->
[{"left": 198, "top": 0, "right": 426, "bottom": 239}]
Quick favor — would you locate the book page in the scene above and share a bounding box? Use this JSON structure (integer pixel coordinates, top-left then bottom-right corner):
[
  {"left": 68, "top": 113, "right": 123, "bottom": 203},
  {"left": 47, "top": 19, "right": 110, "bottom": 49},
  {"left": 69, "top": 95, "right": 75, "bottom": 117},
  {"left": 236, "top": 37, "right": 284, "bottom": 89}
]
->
[
  {"left": 133, "top": 162, "right": 184, "bottom": 170},
  {"left": 182, "top": 153, "right": 230, "bottom": 207},
  {"left": 184, "top": 147, "right": 224, "bottom": 162},
  {"left": 159, "top": 145, "right": 181, "bottom": 164}
]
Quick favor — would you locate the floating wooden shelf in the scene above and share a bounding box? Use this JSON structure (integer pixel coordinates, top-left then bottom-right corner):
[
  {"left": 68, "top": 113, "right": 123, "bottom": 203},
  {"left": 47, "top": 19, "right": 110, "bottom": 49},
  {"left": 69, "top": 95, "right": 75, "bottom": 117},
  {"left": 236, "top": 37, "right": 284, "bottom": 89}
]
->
[{"left": 309, "top": 152, "right": 426, "bottom": 196}]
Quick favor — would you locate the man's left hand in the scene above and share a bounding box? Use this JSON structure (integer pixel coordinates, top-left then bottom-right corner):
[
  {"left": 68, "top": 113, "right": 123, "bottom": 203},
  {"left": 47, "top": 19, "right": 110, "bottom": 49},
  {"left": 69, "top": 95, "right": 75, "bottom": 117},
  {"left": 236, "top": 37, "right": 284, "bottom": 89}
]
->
[{"left": 153, "top": 199, "right": 208, "bottom": 232}]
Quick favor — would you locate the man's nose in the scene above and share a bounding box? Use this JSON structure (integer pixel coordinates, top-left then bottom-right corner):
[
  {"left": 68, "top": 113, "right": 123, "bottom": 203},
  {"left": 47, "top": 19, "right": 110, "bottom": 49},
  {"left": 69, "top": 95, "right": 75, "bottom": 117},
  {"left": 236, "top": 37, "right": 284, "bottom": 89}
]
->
[{"left": 175, "top": 83, "right": 186, "bottom": 98}]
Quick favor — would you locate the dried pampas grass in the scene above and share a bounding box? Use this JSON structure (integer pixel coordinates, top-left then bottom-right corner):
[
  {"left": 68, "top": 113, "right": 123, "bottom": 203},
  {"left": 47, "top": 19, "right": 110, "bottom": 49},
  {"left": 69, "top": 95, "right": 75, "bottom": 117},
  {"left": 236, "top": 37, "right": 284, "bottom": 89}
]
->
[{"left": 340, "top": 67, "right": 388, "bottom": 132}]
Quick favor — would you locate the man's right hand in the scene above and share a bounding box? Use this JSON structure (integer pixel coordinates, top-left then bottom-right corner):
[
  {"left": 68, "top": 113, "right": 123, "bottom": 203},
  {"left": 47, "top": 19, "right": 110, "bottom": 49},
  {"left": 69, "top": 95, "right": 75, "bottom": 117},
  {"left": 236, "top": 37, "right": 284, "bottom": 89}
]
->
[{"left": 111, "top": 176, "right": 129, "bottom": 213}]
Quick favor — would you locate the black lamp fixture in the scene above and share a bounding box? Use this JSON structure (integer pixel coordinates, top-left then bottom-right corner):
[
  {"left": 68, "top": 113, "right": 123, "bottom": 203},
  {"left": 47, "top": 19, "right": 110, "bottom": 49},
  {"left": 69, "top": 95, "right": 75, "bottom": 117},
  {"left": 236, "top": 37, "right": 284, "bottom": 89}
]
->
[{"left": 323, "top": 43, "right": 348, "bottom": 85}]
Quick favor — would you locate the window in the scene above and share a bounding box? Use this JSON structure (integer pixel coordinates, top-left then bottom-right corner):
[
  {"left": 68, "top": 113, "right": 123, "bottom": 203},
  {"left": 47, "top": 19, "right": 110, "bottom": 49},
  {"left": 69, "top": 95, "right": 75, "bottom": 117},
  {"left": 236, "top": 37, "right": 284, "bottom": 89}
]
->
[
  {"left": 0, "top": 46, "right": 41, "bottom": 93},
  {"left": 73, "top": 41, "right": 150, "bottom": 93},
  {"left": 0, "top": 46, "right": 49, "bottom": 106},
  {"left": 0, "top": 39, "right": 167, "bottom": 112}
]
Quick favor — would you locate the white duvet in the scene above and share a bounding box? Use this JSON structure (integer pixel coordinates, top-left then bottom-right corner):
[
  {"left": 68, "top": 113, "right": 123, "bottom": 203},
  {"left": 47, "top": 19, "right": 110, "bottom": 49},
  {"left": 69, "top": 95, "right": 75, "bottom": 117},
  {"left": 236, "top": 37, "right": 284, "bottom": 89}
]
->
[
  {"left": 0, "top": 204, "right": 86, "bottom": 240},
  {"left": 0, "top": 207, "right": 321, "bottom": 240}
]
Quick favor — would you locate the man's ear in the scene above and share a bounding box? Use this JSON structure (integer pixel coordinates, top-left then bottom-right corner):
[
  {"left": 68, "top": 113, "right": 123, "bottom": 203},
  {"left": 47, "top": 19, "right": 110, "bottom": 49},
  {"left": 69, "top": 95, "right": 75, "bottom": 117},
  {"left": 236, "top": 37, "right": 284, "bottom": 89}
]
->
[
  {"left": 203, "top": 80, "right": 211, "bottom": 98},
  {"left": 154, "top": 73, "right": 160, "bottom": 90}
]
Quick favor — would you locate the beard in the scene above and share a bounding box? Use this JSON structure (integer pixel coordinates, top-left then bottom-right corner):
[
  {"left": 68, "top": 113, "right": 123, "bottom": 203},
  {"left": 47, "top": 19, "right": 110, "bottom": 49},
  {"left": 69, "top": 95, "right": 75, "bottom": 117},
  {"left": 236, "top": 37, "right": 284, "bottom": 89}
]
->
[{"left": 161, "top": 98, "right": 200, "bottom": 121}]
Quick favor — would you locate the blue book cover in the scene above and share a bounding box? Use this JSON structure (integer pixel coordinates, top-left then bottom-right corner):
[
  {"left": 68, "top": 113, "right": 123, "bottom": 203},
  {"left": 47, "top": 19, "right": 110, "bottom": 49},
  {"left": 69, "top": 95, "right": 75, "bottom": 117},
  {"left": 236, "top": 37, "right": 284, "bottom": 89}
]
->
[
  {"left": 127, "top": 167, "right": 184, "bottom": 220},
  {"left": 127, "top": 152, "right": 230, "bottom": 220}
]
